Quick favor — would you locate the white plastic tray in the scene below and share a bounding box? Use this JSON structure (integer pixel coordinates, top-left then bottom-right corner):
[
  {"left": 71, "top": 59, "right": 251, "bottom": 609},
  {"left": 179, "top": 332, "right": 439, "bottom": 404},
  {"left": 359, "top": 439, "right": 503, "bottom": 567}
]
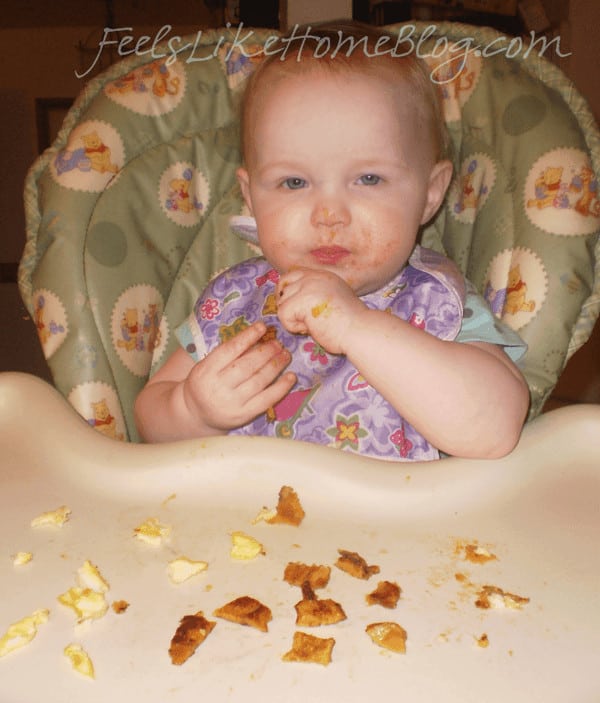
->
[{"left": 1, "top": 372, "right": 599, "bottom": 702}]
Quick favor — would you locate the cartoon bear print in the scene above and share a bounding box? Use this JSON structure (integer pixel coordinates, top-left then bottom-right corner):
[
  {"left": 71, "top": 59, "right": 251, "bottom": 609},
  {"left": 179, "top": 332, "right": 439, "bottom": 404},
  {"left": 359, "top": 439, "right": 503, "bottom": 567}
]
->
[
  {"left": 503, "top": 264, "right": 536, "bottom": 315},
  {"left": 82, "top": 131, "right": 119, "bottom": 174},
  {"left": 89, "top": 398, "right": 124, "bottom": 440}
]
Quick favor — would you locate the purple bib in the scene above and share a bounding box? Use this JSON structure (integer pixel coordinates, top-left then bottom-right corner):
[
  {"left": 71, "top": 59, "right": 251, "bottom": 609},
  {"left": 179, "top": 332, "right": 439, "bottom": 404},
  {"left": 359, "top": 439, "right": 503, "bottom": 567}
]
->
[{"left": 192, "top": 246, "right": 465, "bottom": 461}]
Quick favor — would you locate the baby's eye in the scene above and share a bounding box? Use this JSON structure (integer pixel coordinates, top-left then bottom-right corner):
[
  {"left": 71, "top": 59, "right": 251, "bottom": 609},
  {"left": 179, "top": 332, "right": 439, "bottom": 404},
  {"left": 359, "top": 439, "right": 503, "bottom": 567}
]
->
[
  {"left": 358, "top": 174, "right": 381, "bottom": 186},
  {"left": 282, "top": 177, "right": 307, "bottom": 190}
]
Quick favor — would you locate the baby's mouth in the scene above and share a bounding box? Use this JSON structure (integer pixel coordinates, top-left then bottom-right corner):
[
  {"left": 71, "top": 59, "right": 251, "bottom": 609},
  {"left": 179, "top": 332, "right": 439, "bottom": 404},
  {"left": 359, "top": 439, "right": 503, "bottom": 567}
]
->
[{"left": 310, "top": 246, "right": 350, "bottom": 265}]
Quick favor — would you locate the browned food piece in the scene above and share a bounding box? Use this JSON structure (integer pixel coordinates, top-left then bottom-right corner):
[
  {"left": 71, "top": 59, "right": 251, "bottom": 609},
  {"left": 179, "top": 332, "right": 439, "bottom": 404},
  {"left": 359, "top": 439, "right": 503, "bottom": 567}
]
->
[
  {"left": 282, "top": 631, "right": 335, "bottom": 665},
  {"left": 366, "top": 580, "right": 401, "bottom": 609},
  {"left": 111, "top": 600, "right": 130, "bottom": 614},
  {"left": 475, "top": 585, "right": 530, "bottom": 610},
  {"left": 463, "top": 543, "right": 497, "bottom": 564},
  {"left": 267, "top": 486, "right": 305, "bottom": 526},
  {"left": 476, "top": 633, "right": 489, "bottom": 648},
  {"left": 365, "top": 622, "right": 407, "bottom": 653},
  {"left": 213, "top": 596, "right": 272, "bottom": 632},
  {"left": 295, "top": 597, "right": 346, "bottom": 626},
  {"left": 169, "top": 611, "right": 216, "bottom": 665},
  {"left": 294, "top": 580, "right": 346, "bottom": 626},
  {"left": 335, "top": 549, "right": 380, "bottom": 579},
  {"left": 283, "top": 562, "right": 331, "bottom": 589}
]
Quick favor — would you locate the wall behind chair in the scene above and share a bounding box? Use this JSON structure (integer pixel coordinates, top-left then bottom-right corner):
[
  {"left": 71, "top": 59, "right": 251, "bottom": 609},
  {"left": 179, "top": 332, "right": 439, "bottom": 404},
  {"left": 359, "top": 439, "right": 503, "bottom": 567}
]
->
[{"left": 0, "top": 0, "right": 219, "bottom": 271}]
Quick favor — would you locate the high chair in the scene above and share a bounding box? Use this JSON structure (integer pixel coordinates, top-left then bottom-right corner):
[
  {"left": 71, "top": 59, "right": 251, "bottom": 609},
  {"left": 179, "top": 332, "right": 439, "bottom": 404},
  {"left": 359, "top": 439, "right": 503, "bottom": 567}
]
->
[
  {"left": 3, "top": 22, "right": 600, "bottom": 700},
  {"left": 19, "top": 22, "right": 600, "bottom": 442}
]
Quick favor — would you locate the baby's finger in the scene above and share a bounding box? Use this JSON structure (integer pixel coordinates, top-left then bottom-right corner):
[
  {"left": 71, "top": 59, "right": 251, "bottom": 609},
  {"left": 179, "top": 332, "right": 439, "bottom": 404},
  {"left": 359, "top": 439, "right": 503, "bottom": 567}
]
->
[
  {"left": 243, "top": 371, "right": 297, "bottom": 419},
  {"left": 276, "top": 300, "right": 309, "bottom": 335},
  {"left": 276, "top": 268, "right": 308, "bottom": 298},
  {"left": 207, "top": 321, "right": 268, "bottom": 371},
  {"left": 223, "top": 338, "right": 288, "bottom": 389}
]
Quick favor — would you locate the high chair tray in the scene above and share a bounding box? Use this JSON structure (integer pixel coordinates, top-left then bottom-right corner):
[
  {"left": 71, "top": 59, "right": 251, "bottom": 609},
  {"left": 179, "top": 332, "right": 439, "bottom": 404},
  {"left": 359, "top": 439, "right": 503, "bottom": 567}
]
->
[{"left": 1, "top": 372, "right": 599, "bottom": 702}]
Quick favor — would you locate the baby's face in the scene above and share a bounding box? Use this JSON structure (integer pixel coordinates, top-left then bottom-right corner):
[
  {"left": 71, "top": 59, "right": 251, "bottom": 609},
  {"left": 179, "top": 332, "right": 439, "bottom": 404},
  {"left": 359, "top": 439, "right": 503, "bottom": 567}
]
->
[{"left": 238, "top": 69, "right": 447, "bottom": 295}]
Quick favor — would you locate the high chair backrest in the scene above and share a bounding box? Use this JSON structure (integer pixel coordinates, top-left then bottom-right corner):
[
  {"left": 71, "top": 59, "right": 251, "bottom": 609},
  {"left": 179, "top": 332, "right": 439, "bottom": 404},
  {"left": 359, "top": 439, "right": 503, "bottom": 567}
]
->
[{"left": 20, "top": 22, "right": 600, "bottom": 442}]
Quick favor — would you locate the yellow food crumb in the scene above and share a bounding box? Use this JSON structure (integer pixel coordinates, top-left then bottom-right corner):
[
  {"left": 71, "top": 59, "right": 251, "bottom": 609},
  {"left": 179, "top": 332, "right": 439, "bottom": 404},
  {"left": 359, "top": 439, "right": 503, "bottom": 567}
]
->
[
  {"left": 476, "top": 633, "right": 489, "bottom": 648},
  {"left": 12, "top": 551, "right": 33, "bottom": 566},
  {"left": 167, "top": 557, "right": 209, "bottom": 584},
  {"left": 58, "top": 587, "right": 108, "bottom": 623},
  {"left": 311, "top": 301, "right": 329, "bottom": 318},
  {"left": 252, "top": 506, "right": 278, "bottom": 524},
  {"left": 64, "top": 643, "right": 95, "bottom": 679},
  {"left": 0, "top": 609, "right": 49, "bottom": 657},
  {"left": 30, "top": 505, "right": 71, "bottom": 528},
  {"left": 230, "top": 531, "right": 264, "bottom": 560},
  {"left": 77, "top": 560, "right": 110, "bottom": 593},
  {"left": 133, "top": 517, "right": 171, "bottom": 546}
]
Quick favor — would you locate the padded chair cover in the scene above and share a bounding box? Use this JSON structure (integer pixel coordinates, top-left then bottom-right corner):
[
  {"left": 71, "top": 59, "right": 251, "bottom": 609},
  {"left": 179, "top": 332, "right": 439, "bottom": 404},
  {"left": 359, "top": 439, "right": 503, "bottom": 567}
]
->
[{"left": 20, "top": 22, "right": 600, "bottom": 442}]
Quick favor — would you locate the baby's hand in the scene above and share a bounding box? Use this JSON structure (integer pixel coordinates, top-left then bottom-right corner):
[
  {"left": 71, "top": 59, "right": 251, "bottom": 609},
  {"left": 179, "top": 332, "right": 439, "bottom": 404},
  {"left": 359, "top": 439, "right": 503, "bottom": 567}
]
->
[
  {"left": 276, "top": 268, "right": 365, "bottom": 354},
  {"left": 183, "top": 321, "right": 295, "bottom": 432}
]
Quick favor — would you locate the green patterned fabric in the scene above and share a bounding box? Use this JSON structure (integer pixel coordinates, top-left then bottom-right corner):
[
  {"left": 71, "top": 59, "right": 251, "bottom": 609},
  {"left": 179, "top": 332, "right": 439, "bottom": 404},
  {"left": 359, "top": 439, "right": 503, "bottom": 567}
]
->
[{"left": 20, "top": 23, "right": 600, "bottom": 442}]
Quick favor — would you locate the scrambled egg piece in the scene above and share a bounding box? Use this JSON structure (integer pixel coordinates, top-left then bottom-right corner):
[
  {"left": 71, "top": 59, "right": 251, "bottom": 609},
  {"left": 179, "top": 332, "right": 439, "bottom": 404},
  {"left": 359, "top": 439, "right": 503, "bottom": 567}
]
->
[
  {"left": 0, "top": 609, "right": 49, "bottom": 657},
  {"left": 30, "top": 505, "right": 71, "bottom": 528},
  {"left": 58, "top": 587, "right": 109, "bottom": 623},
  {"left": 64, "top": 643, "right": 95, "bottom": 678},
  {"left": 167, "top": 557, "right": 208, "bottom": 584},
  {"left": 230, "top": 531, "right": 264, "bottom": 560},
  {"left": 77, "top": 560, "right": 110, "bottom": 593},
  {"left": 252, "top": 506, "right": 277, "bottom": 524},
  {"left": 133, "top": 517, "right": 171, "bottom": 546},
  {"left": 58, "top": 560, "right": 111, "bottom": 622},
  {"left": 12, "top": 551, "right": 33, "bottom": 566}
]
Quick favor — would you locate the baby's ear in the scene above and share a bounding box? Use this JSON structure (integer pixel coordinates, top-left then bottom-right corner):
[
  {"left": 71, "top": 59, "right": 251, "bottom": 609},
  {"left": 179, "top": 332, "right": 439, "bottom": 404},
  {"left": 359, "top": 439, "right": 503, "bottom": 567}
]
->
[
  {"left": 236, "top": 167, "right": 253, "bottom": 214},
  {"left": 421, "top": 159, "right": 453, "bottom": 225}
]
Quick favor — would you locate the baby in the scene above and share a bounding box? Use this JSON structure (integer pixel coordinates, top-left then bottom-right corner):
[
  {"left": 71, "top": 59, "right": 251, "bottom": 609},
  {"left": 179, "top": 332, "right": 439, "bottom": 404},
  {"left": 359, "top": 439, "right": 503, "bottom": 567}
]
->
[{"left": 135, "top": 21, "right": 530, "bottom": 460}]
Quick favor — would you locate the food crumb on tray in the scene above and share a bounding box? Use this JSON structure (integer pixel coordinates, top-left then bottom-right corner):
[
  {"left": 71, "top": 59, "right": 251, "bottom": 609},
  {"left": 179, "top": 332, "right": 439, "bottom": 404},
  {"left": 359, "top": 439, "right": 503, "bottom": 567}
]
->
[
  {"left": 133, "top": 517, "right": 171, "bottom": 546},
  {"left": 335, "top": 549, "right": 380, "bottom": 579},
  {"left": 282, "top": 631, "right": 335, "bottom": 665},
  {"left": 64, "top": 642, "right": 95, "bottom": 678},
  {"left": 30, "top": 505, "right": 71, "bottom": 528},
  {"left": 167, "top": 556, "right": 208, "bottom": 584},
  {"left": 0, "top": 609, "right": 50, "bottom": 657},
  {"left": 213, "top": 596, "right": 272, "bottom": 632},
  {"left": 169, "top": 611, "right": 216, "bottom": 665},
  {"left": 230, "top": 531, "right": 264, "bottom": 560},
  {"left": 365, "top": 622, "right": 407, "bottom": 653},
  {"left": 12, "top": 551, "right": 33, "bottom": 566},
  {"left": 253, "top": 485, "right": 305, "bottom": 526},
  {"left": 475, "top": 585, "right": 530, "bottom": 610}
]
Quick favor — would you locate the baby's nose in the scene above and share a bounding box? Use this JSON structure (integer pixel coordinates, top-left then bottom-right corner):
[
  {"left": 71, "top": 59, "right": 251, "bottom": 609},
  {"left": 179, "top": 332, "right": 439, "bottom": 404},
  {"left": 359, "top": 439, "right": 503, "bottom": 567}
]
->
[{"left": 311, "top": 204, "right": 350, "bottom": 228}]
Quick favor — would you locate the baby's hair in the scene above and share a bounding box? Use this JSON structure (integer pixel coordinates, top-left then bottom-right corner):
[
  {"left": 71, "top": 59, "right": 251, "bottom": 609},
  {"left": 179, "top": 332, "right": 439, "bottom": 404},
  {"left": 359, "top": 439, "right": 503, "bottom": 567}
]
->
[{"left": 239, "top": 20, "right": 450, "bottom": 164}]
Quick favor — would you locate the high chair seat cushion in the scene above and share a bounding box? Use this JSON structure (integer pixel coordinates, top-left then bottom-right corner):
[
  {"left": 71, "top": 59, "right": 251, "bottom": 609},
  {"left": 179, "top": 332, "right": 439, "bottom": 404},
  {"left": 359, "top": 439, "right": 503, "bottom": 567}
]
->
[{"left": 20, "top": 23, "right": 600, "bottom": 442}]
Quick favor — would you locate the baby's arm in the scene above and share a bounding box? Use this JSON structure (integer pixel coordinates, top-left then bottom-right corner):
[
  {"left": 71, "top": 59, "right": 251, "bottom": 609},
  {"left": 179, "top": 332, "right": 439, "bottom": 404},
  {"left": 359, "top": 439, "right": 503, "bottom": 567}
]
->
[
  {"left": 134, "top": 321, "right": 295, "bottom": 442},
  {"left": 277, "top": 269, "right": 529, "bottom": 459}
]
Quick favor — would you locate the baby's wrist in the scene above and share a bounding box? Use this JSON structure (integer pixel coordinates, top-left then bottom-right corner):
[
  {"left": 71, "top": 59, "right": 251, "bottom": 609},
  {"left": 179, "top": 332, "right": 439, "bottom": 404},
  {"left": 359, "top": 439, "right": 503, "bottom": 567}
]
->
[{"left": 336, "top": 304, "right": 369, "bottom": 356}]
